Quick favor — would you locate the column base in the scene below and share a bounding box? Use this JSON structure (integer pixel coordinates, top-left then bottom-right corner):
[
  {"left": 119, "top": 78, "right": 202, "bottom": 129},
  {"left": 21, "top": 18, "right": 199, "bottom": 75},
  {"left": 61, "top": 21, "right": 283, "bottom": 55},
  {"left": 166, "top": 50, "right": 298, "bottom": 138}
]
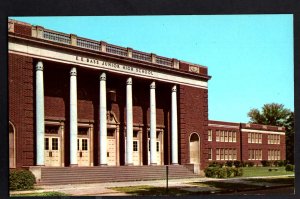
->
[
  {"left": 99, "top": 164, "right": 108, "bottom": 167},
  {"left": 69, "top": 164, "right": 78, "bottom": 167},
  {"left": 125, "top": 163, "right": 134, "bottom": 166},
  {"left": 150, "top": 163, "right": 157, "bottom": 166}
]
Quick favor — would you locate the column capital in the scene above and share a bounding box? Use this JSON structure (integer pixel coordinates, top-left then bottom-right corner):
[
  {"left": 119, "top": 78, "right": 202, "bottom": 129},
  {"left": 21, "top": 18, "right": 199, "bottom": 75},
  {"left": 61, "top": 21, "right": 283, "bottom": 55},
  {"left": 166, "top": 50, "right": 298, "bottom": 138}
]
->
[
  {"left": 100, "top": 72, "right": 106, "bottom": 81},
  {"left": 70, "top": 67, "right": 77, "bottom": 76},
  {"left": 172, "top": 85, "right": 177, "bottom": 92},
  {"left": 36, "top": 61, "right": 43, "bottom": 71},
  {"left": 126, "top": 77, "right": 132, "bottom": 85},
  {"left": 150, "top": 81, "right": 155, "bottom": 89}
]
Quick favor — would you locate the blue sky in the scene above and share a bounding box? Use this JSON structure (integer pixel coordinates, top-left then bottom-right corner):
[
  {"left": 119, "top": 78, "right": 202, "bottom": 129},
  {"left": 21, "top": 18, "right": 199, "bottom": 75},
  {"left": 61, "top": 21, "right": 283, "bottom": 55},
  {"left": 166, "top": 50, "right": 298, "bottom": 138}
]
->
[{"left": 10, "top": 15, "right": 294, "bottom": 123}]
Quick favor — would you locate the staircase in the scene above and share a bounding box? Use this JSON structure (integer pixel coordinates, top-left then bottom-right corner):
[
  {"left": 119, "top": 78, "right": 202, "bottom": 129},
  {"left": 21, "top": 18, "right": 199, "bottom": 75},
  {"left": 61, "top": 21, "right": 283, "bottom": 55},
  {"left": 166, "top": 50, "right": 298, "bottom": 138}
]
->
[{"left": 39, "top": 165, "right": 200, "bottom": 185}]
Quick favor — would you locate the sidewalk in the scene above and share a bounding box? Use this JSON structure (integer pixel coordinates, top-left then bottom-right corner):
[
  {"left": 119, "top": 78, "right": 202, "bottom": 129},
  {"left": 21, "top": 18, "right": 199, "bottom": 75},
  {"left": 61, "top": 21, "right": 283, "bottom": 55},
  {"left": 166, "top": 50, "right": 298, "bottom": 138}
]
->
[{"left": 10, "top": 175, "right": 294, "bottom": 196}]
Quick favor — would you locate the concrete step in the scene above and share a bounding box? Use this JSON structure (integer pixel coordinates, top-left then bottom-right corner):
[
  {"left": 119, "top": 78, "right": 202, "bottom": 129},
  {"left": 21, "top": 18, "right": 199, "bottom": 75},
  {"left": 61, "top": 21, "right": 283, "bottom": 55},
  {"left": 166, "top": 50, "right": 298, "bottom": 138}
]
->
[{"left": 39, "top": 165, "right": 199, "bottom": 185}]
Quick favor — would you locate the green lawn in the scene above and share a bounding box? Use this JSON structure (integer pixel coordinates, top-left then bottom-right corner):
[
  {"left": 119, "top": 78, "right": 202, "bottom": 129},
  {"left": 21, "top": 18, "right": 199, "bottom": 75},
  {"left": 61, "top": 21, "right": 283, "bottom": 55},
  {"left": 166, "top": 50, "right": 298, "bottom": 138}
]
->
[
  {"left": 242, "top": 167, "right": 294, "bottom": 177},
  {"left": 191, "top": 181, "right": 264, "bottom": 191},
  {"left": 245, "top": 176, "right": 294, "bottom": 184},
  {"left": 10, "top": 191, "right": 69, "bottom": 197},
  {"left": 110, "top": 185, "right": 210, "bottom": 196}
]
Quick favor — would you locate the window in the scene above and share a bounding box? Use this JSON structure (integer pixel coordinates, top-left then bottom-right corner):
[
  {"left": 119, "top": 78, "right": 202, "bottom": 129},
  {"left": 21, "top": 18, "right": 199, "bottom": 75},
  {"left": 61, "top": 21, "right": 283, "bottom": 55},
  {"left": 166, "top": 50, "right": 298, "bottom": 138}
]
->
[
  {"left": 156, "top": 142, "right": 160, "bottom": 152},
  {"left": 248, "top": 133, "right": 251, "bottom": 143},
  {"left": 208, "top": 130, "right": 212, "bottom": 141},
  {"left": 82, "top": 139, "right": 88, "bottom": 150},
  {"left": 220, "top": 131, "right": 224, "bottom": 142},
  {"left": 233, "top": 132, "right": 236, "bottom": 142},
  {"left": 52, "top": 138, "right": 58, "bottom": 150},
  {"left": 208, "top": 148, "right": 212, "bottom": 160},
  {"left": 224, "top": 149, "right": 228, "bottom": 160},
  {"left": 133, "top": 141, "right": 138, "bottom": 151},
  {"left": 45, "top": 138, "right": 49, "bottom": 150},
  {"left": 228, "top": 131, "right": 232, "bottom": 142},
  {"left": 220, "top": 148, "right": 224, "bottom": 160},
  {"left": 77, "top": 139, "right": 79, "bottom": 150},
  {"left": 216, "top": 149, "right": 220, "bottom": 160},
  {"left": 224, "top": 131, "right": 228, "bottom": 142},
  {"left": 216, "top": 131, "right": 220, "bottom": 142},
  {"left": 233, "top": 149, "right": 237, "bottom": 160}
]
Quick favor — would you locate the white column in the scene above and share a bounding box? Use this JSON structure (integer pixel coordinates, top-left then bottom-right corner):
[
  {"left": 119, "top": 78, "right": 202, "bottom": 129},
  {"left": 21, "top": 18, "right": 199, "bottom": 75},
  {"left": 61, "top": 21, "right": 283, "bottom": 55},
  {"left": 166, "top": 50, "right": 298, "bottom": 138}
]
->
[
  {"left": 36, "top": 61, "right": 45, "bottom": 166},
  {"left": 171, "top": 85, "right": 179, "bottom": 164},
  {"left": 126, "top": 77, "right": 133, "bottom": 165},
  {"left": 150, "top": 81, "right": 157, "bottom": 165},
  {"left": 99, "top": 72, "right": 107, "bottom": 165},
  {"left": 70, "top": 67, "right": 78, "bottom": 166}
]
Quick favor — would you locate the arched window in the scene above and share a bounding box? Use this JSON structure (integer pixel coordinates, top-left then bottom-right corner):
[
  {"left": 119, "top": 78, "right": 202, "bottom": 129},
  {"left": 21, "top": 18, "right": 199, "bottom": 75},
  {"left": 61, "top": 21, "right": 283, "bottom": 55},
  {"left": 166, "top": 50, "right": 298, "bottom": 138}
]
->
[{"left": 9, "top": 121, "right": 16, "bottom": 168}]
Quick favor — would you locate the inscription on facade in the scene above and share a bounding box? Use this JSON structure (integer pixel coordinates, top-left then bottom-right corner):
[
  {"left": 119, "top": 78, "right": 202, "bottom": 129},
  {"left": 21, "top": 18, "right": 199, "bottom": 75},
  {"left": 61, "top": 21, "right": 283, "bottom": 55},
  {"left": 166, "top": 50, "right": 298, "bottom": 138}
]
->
[{"left": 76, "top": 56, "right": 153, "bottom": 75}]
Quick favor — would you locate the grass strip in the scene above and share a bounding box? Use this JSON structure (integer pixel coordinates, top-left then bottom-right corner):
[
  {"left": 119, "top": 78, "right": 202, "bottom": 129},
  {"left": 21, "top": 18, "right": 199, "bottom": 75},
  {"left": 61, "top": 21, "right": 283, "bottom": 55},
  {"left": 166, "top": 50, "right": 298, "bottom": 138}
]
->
[{"left": 10, "top": 191, "right": 69, "bottom": 197}]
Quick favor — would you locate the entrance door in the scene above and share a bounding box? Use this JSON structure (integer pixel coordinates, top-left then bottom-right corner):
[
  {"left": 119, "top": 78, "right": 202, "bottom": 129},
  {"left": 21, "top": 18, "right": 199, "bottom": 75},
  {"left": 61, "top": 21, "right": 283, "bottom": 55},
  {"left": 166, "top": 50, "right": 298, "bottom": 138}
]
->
[
  {"left": 77, "top": 127, "right": 91, "bottom": 166},
  {"left": 44, "top": 136, "right": 61, "bottom": 166},
  {"left": 147, "top": 131, "right": 163, "bottom": 165},
  {"left": 107, "top": 129, "right": 116, "bottom": 166},
  {"left": 189, "top": 133, "right": 200, "bottom": 164},
  {"left": 77, "top": 138, "right": 89, "bottom": 166}
]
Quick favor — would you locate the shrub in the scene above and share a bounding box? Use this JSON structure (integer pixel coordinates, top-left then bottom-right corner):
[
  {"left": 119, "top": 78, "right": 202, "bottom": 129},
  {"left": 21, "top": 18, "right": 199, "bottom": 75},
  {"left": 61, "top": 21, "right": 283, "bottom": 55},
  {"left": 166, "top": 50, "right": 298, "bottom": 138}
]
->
[
  {"left": 233, "top": 161, "right": 242, "bottom": 168},
  {"left": 226, "top": 161, "right": 233, "bottom": 167},
  {"left": 10, "top": 169, "right": 36, "bottom": 190},
  {"left": 261, "top": 160, "right": 271, "bottom": 167},
  {"left": 217, "top": 167, "right": 227, "bottom": 178},
  {"left": 273, "top": 161, "right": 279, "bottom": 167},
  {"left": 285, "top": 164, "right": 294, "bottom": 172},
  {"left": 225, "top": 167, "right": 234, "bottom": 177},
  {"left": 204, "top": 167, "right": 218, "bottom": 177},
  {"left": 278, "top": 160, "right": 285, "bottom": 167},
  {"left": 233, "top": 167, "right": 243, "bottom": 176},
  {"left": 247, "top": 162, "right": 254, "bottom": 167}
]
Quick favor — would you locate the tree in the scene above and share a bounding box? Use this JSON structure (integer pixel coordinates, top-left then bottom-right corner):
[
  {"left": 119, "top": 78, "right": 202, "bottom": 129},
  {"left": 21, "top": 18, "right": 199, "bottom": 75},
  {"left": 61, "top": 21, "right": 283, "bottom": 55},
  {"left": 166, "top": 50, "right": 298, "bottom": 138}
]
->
[{"left": 247, "top": 103, "right": 294, "bottom": 164}]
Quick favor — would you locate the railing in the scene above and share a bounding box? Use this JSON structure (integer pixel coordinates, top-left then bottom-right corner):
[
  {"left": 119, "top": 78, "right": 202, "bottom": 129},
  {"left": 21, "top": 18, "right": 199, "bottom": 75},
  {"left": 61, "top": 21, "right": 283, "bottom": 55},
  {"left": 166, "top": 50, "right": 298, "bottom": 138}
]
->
[
  {"left": 43, "top": 30, "right": 71, "bottom": 45},
  {"left": 29, "top": 25, "right": 180, "bottom": 68},
  {"left": 132, "top": 50, "right": 152, "bottom": 62},
  {"left": 156, "top": 56, "right": 173, "bottom": 67},
  {"left": 106, "top": 44, "right": 128, "bottom": 57},
  {"left": 77, "top": 37, "right": 100, "bottom": 51}
]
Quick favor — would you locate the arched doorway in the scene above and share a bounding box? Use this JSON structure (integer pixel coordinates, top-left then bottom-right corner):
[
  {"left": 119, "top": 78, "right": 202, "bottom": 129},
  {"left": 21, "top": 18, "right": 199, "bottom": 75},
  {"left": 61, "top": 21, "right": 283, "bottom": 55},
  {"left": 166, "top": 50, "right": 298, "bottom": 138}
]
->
[
  {"left": 189, "top": 133, "right": 200, "bottom": 164},
  {"left": 9, "top": 121, "right": 16, "bottom": 168}
]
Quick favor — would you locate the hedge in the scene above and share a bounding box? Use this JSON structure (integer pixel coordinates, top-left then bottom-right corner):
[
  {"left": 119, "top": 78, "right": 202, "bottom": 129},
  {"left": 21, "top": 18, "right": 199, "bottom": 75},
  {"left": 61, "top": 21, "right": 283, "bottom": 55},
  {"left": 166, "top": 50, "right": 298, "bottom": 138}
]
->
[
  {"left": 9, "top": 169, "right": 36, "bottom": 190},
  {"left": 285, "top": 164, "right": 294, "bottom": 172},
  {"left": 204, "top": 167, "right": 243, "bottom": 178}
]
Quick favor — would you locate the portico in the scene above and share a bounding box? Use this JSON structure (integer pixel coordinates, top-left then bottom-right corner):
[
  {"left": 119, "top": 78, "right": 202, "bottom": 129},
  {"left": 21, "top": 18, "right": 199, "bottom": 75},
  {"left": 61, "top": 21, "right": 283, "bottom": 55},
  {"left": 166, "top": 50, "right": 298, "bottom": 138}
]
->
[{"left": 34, "top": 60, "right": 182, "bottom": 167}]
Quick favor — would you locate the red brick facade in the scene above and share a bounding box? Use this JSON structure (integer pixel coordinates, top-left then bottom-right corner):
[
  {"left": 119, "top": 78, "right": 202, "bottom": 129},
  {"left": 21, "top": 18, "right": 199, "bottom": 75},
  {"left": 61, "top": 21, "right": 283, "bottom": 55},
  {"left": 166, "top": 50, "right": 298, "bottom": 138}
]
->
[
  {"left": 208, "top": 120, "right": 286, "bottom": 165},
  {"left": 8, "top": 19, "right": 286, "bottom": 171}
]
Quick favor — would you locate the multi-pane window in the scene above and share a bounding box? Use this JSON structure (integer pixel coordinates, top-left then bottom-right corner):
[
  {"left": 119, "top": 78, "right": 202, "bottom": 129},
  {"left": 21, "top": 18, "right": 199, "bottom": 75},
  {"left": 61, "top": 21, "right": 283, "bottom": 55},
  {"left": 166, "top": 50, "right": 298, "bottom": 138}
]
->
[
  {"left": 220, "top": 131, "right": 224, "bottom": 142},
  {"left": 228, "top": 131, "right": 232, "bottom": 142},
  {"left": 133, "top": 141, "right": 138, "bottom": 151},
  {"left": 268, "top": 134, "right": 280, "bottom": 144},
  {"left": 82, "top": 139, "right": 88, "bottom": 151},
  {"left": 268, "top": 149, "right": 280, "bottom": 160},
  {"left": 224, "top": 131, "right": 228, "bottom": 142},
  {"left": 208, "top": 148, "right": 212, "bottom": 160},
  {"left": 216, "top": 148, "right": 237, "bottom": 160},
  {"left": 233, "top": 132, "right": 237, "bottom": 142},
  {"left": 216, "top": 131, "right": 220, "bottom": 142},
  {"left": 52, "top": 138, "right": 58, "bottom": 150},
  {"left": 248, "top": 133, "right": 262, "bottom": 144},
  {"left": 248, "top": 149, "right": 262, "bottom": 160},
  {"left": 216, "top": 130, "right": 237, "bottom": 143},
  {"left": 45, "top": 138, "right": 49, "bottom": 150},
  {"left": 208, "top": 130, "right": 212, "bottom": 141}
]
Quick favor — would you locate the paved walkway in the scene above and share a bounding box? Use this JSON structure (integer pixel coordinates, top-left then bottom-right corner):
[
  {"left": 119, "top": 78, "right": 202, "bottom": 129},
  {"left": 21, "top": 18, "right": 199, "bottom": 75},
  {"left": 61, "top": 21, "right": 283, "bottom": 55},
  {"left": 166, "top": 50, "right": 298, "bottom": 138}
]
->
[{"left": 10, "top": 175, "right": 294, "bottom": 196}]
